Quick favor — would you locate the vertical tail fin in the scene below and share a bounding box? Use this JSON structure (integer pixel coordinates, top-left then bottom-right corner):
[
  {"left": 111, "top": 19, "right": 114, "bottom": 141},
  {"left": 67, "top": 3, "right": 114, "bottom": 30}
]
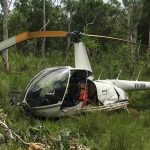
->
[{"left": 74, "top": 42, "right": 92, "bottom": 72}]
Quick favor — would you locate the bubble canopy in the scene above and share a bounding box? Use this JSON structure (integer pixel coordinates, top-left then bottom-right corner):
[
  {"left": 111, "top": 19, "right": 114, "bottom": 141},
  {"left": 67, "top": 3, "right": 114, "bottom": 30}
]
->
[
  {"left": 24, "top": 67, "right": 70, "bottom": 107},
  {"left": 23, "top": 66, "right": 93, "bottom": 109}
]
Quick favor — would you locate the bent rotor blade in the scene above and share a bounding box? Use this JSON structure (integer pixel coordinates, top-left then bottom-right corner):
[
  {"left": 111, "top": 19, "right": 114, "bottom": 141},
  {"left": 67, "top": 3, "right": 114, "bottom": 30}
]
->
[
  {"left": 82, "top": 33, "right": 150, "bottom": 48},
  {"left": 0, "top": 31, "right": 68, "bottom": 51}
]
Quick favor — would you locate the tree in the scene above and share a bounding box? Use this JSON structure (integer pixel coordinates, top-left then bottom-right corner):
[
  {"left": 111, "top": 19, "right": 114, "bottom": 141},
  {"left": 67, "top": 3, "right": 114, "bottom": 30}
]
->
[
  {"left": 138, "top": 0, "right": 150, "bottom": 54},
  {"left": 1, "top": 0, "right": 9, "bottom": 71},
  {"left": 122, "top": 0, "right": 143, "bottom": 78},
  {"left": 41, "top": 0, "right": 46, "bottom": 56}
]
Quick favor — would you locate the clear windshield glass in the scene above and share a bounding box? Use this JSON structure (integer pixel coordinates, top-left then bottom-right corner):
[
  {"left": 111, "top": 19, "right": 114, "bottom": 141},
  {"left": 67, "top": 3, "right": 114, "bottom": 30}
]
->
[{"left": 25, "top": 67, "right": 69, "bottom": 107}]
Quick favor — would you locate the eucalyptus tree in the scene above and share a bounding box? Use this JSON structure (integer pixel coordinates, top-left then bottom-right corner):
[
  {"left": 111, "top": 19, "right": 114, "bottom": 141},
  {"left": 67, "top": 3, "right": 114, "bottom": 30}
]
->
[
  {"left": 122, "top": 0, "right": 143, "bottom": 78},
  {"left": 138, "top": 0, "right": 150, "bottom": 54},
  {"left": 42, "top": 0, "right": 46, "bottom": 56},
  {"left": 0, "top": 0, "right": 9, "bottom": 71}
]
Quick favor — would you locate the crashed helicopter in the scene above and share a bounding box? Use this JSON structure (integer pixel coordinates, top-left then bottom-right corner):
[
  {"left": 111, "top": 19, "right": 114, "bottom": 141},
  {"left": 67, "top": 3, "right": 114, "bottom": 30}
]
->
[{"left": 0, "top": 31, "right": 150, "bottom": 118}]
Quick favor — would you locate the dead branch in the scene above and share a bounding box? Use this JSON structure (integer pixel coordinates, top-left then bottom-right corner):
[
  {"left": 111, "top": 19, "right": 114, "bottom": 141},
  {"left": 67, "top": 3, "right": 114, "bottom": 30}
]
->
[
  {"left": 0, "top": 113, "right": 14, "bottom": 140},
  {"left": 0, "top": 112, "right": 91, "bottom": 150}
]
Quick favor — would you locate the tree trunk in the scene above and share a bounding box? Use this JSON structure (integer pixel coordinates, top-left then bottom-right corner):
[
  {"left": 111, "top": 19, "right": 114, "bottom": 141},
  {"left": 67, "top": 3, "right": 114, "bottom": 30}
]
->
[
  {"left": 41, "top": 0, "right": 46, "bottom": 56},
  {"left": 65, "top": 11, "right": 71, "bottom": 64},
  {"left": 130, "top": 27, "right": 137, "bottom": 78},
  {"left": 127, "top": 6, "right": 134, "bottom": 78},
  {"left": 2, "top": 0, "right": 9, "bottom": 72},
  {"left": 127, "top": 6, "right": 132, "bottom": 41},
  {"left": 127, "top": 4, "right": 138, "bottom": 79},
  {"left": 148, "top": 23, "right": 150, "bottom": 55}
]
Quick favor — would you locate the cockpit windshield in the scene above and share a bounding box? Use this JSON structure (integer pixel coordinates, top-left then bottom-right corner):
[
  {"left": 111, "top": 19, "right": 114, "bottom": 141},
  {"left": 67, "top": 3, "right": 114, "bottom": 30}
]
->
[{"left": 25, "top": 67, "right": 69, "bottom": 107}]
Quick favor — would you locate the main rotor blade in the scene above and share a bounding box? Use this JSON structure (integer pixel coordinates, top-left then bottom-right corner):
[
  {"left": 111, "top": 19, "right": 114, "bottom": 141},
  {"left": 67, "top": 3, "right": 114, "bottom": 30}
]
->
[
  {"left": 82, "top": 33, "right": 150, "bottom": 48},
  {"left": 0, "top": 31, "right": 68, "bottom": 51}
]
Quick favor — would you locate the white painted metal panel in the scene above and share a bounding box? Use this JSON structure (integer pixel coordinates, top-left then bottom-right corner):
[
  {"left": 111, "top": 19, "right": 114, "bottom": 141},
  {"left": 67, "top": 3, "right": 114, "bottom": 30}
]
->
[
  {"left": 94, "top": 81, "right": 118, "bottom": 104},
  {"left": 74, "top": 42, "right": 92, "bottom": 72}
]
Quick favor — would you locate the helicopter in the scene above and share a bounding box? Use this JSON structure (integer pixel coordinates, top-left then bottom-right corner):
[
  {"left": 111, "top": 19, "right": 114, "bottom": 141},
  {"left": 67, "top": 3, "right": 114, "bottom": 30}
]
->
[{"left": 0, "top": 31, "right": 150, "bottom": 118}]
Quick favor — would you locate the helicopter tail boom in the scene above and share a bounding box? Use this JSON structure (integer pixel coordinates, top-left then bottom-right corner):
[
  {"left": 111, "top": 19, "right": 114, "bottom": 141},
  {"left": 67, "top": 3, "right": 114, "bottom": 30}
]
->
[{"left": 106, "top": 80, "right": 150, "bottom": 91}]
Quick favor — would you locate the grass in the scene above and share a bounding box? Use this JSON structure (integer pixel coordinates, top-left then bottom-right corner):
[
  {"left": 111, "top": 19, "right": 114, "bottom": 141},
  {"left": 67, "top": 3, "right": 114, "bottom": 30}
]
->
[{"left": 0, "top": 51, "right": 149, "bottom": 149}]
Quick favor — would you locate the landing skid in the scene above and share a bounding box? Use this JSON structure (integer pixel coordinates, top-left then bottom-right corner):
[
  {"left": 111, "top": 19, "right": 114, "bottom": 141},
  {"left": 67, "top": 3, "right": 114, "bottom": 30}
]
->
[
  {"left": 62, "top": 101, "right": 129, "bottom": 117},
  {"left": 82, "top": 101, "right": 129, "bottom": 112}
]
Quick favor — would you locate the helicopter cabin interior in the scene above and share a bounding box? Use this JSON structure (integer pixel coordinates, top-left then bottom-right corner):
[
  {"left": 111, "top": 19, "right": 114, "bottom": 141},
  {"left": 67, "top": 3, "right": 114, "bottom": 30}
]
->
[{"left": 61, "top": 70, "right": 98, "bottom": 109}]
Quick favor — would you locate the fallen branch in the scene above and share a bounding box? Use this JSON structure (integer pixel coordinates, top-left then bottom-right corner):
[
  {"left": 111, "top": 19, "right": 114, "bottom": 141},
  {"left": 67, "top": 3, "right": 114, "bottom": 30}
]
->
[
  {"left": 0, "top": 113, "right": 14, "bottom": 140},
  {"left": 0, "top": 113, "right": 46, "bottom": 150},
  {"left": 0, "top": 112, "right": 90, "bottom": 150}
]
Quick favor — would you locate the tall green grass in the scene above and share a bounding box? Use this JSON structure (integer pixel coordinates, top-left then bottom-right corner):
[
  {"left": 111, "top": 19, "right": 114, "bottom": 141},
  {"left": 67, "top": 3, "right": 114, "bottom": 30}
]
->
[{"left": 0, "top": 52, "right": 149, "bottom": 149}]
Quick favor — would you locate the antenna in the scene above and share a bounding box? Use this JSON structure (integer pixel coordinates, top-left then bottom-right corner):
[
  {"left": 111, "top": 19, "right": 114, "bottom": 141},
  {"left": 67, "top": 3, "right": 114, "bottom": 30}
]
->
[
  {"left": 137, "top": 40, "right": 141, "bottom": 56},
  {"left": 98, "top": 69, "right": 103, "bottom": 80},
  {"left": 116, "top": 67, "right": 123, "bottom": 80},
  {"left": 136, "top": 68, "right": 142, "bottom": 81}
]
